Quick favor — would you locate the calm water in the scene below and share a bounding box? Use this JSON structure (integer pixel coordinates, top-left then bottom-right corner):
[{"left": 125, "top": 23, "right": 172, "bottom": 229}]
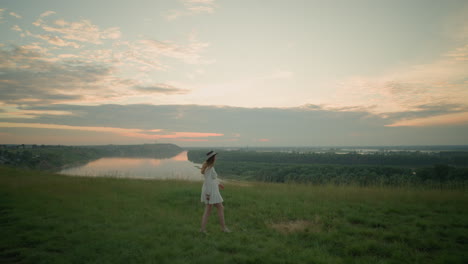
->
[{"left": 60, "top": 151, "right": 203, "bottom": 181}]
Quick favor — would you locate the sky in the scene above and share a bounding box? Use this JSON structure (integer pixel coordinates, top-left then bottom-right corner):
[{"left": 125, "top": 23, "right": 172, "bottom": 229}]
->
[{"left": 0, "top": 0, "right": 467, "bottom": 147}]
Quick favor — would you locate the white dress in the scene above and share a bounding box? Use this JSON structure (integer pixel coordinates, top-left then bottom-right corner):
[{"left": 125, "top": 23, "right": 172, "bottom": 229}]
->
[{"left": 200, "top": 167, "right": 224, "bottom": 204}]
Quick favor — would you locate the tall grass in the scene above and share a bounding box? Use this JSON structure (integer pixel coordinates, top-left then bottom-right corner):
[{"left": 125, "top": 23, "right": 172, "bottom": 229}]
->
[{"left": 1, "top": 166, "right": 467, "bottom": 263}]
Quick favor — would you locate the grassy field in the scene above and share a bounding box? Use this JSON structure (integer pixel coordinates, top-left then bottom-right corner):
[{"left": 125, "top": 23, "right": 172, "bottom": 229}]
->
[{"left": 1, "top": 165, "right": 467, "bottom": 263}]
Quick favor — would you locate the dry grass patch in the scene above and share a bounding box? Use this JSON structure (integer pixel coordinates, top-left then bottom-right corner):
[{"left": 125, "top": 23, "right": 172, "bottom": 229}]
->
[{"left": 269, "top": 215, "right": 323, "bottom": 234}]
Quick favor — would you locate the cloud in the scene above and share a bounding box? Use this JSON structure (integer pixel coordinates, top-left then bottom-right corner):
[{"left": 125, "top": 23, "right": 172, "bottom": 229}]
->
[
  {"left": 137, "top": 33, "right": 211, "bottom": 65},
  {"left": 445, "top": 44, "right": 468, "bottom": 61},
  {"left": 57, "top": 54, "right": 80, "bottom": 59},
  {"left": 0, "top": 109, "right": 74, "bottom": 119},
  {"left": 383, "top": 103, "right": 468, "bottom": 121},
  {"left": 134, "top": 84, "right": 188, "bottom": 94},
  {"left": 31, "top": 33, "right": 81, "bottom": 48},
  {"left": 328, "top": 42, "right": 468, "bottom": 124},
  {"left": 1, "top": 104, "right": 467, "bottom": 145},
  {"left": 33, "top": 15, "right": 121, "bottom": 44},
  {"left": 6, "top": 10, "right": 211, "bottom": 79},
  {"left": 11, "top": 25, "right": 22, "bottom": 32},
  {"left": 385, "top": 112, "right": 468, "bottom": 127},
  {"left": 166, "top": 0, "right": 217, "bottom": 20},
  {"left": 14, "top": 42, "right": 50, "bottom": 55},
  {"left": 0, "top": 45, "right": 188, "bottom": 105},
  {"left": 0, "top": 122, "right": 223, "bottom": 142},
  {"left": 0, "top": 45, "right": 113, "bottom": 104},
  {"left": 64, "top": 32, "right": 212, "bottom": 73},
  {"left": 94, "top": 31, "right": 213, "bottom": 74},
  {"left": 0, "top": 122, "right": 148, "bottom": 134},
  {"left": 40, "top": 11, "right": 56, "bottom": 18},
  {"left": 120, "top": 131, "right": 223, "bottom": 140},
  {"left": 381, "top": 103, "right": 468, "bottom": 127},
  {"left": 324, "top": 4, "right": 468, "bottom": 115},
  {"left": 9, "top": 12, "right": 22, "bottom": 19},
  {"left": 33, "top": 11, "right": 56, "bottom": 26},
  {"left": 0, "top": 104, "right": 384, "bottom": 144}
]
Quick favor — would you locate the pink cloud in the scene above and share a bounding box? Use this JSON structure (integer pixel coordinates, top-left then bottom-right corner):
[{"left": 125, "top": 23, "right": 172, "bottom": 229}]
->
[
  {"left": 0, "top": 122, "right": 223, "bottom": 141},
  {"left": 1, "top": 110, "right": 74, "bottom": 119},
  {"left": 174, "top": 138, "right": 209, "bottom": 142},
  {"left": 33, "top": 34, "right": 80, "bottom": 48},
  {"left": 120, "top": 131, "right": 223, "bottom": 140},
  {"left": 385, "top": 112, "right": 468, "bottom": 127},
  {"left": 33, "top": 15, "right": 121, "bottom": 44},
  {"left": 0, "top": 122, "right": 147, "bottom": 134},
  {"left": 168, "top": 132, "right": 223, "bottom": 138},
  {"left": 326, "top": 42, "right": 468, "bottom": 126}
]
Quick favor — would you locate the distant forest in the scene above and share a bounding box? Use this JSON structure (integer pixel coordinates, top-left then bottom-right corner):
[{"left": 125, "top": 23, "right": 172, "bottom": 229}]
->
[
  {"left": 2, "top": 144, "right": 467, "bottom": 188},
  {"left": 0, "top": 144, "right": 182, "bottom": 171},
  {"left": 188, "top": 150, "right": 468, "bottom": 188}
]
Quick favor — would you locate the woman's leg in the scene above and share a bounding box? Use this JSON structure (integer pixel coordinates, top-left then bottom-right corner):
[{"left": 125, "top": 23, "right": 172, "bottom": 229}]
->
[
  {"left": 214, "top": 203, "right": 227, "bottom": 230},
  {"left": 200, "top": 204, "right": 212, "bottom": 231}
]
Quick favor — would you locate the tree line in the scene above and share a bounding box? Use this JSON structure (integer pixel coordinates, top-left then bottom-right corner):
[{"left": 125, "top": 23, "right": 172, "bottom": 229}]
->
[
  {"left": 188, "top": 150, "right": 468, "bottom": 167},
  {"left": 188, "top": 150, "right": 468, "bottom": 188},
  {"left": 0, "top": 144, "right": 182, "bottom": 171}
]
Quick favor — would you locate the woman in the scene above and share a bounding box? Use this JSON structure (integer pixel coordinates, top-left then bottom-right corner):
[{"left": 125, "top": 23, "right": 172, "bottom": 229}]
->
[{"left": 200, "top": 151, "right": 231, "bottom": 233}]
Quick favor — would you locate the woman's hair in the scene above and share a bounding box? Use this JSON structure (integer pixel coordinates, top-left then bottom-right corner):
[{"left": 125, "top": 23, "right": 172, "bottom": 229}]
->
[{"left": 201, "top": 155, "right": 216, "bottom": 174}]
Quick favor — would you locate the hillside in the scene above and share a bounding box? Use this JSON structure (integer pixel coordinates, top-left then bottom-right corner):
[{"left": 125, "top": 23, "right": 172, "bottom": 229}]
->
[{"left": 1, "top": 166, "right": 467, "bottom": 263}]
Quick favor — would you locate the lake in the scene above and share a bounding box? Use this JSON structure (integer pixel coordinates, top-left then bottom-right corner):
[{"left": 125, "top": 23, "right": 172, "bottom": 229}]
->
[{"left": 59, "top": 151, "right": 203, "bottom": 181}]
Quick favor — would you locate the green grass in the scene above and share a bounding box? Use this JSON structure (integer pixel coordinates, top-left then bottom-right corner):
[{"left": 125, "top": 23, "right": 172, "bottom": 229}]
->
[{"left": 1, "top": 166, "right": 467, "bottom": 264}]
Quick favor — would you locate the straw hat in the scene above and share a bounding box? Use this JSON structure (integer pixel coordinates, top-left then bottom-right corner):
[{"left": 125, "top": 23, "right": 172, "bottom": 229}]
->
[{"left": 205, "top": 150, "right": 217, "bottom": 161}]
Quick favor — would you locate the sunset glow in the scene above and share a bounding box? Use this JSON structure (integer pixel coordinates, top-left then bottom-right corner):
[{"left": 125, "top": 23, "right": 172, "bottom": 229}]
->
[
  {"left": 0, "top": 122, "right": 223, "bottom": 142},
  {"left": 1, "top": 1, "right": 467, "bottom": 146},
  {"left": 385, "top": 112, "right": 468, "bottom": 127}
]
